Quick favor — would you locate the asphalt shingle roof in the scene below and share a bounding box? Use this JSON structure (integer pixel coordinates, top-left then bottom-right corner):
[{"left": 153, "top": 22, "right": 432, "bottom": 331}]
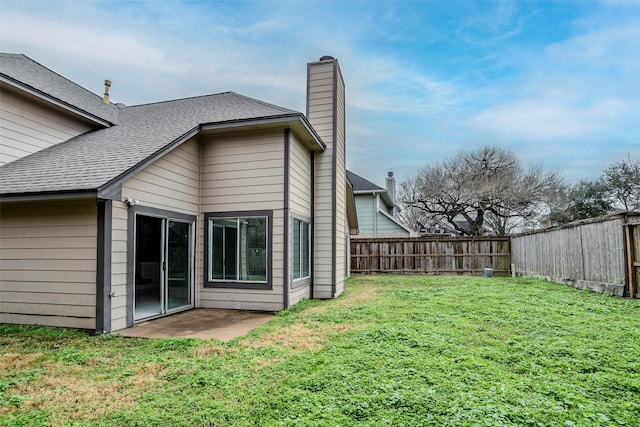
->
[
  {"left": 0, "top": 54, "right": 303, "bottom": 197},
  {"left": 1, "top": 93, "right": 299, "bottom": 195},
  {"left": 346, "top": 170, "right": 385, "bottom": 192},
  {"left": 0, "top": 53, "right": 118, "bottom": 124}
]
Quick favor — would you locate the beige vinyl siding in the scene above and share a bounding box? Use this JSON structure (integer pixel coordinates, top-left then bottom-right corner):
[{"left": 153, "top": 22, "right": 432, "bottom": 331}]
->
[
  {"left": 308, "top": 59, "right": 347, "bottom": 299},
  {"left": 199, "top": 130, "right": 285, "bottom": 311},
  {"left": 0, "top": 200, "right": 97, "bottom": 329},
  {"left": 121, "top": 137, "right": 200, "bottom": 215},
  {"left": 334, "top": 71, "right": 347, "bottom": 295},
  {"left": 116, "top": 138, "right": 200, "bottom": 327},
  {"left": 110, "top": 202, "right": 129, "bottom": 331},
  {"left": 309, "top": 62, "right": 336, "bottom": 299},
  {"left": 288, "top": 135, "right": 313, "bottom": 306},
  {"left": 289, "top": 134, "right": 312, "bottom": 214},
  {"left": 0, "top": 87, "right": 95, "bottom": 165},
  {"left": 289, "top": 280, "right": 310, "bottom": 307}
]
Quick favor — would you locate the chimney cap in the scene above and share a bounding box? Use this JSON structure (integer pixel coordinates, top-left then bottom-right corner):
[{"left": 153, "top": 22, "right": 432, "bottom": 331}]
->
[{"left": 319, "top": 55, "right": 335, "bottom": 61}]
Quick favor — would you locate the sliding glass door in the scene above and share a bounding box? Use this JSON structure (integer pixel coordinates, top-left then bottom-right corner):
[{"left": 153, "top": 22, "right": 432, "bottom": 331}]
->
[
  {"left": 167, "top": 220, "right": 191, "bottom": 310},
  {"left": 134, "top": 215, "right": 194, "bottom": 321}
]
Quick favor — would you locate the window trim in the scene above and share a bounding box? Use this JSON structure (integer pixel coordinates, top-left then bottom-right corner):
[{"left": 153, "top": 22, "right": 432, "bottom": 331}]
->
[
  {"left": 291, "top": 213, "right": 312, "bottom": 288},
  {"left": 204, "top": 210, "right": 273, "bottom": 290}
]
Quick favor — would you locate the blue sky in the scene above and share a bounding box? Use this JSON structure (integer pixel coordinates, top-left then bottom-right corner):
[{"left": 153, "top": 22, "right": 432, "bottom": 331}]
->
[{"left": 2, "top": 0, "right": 638, "bottom": 186}]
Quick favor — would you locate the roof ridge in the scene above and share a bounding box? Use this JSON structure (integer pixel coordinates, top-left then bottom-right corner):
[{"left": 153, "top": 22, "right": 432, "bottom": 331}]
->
[
  {"left": 229, "top": 91, "right": 296, "bottom": 113},
  {"left": 125, "top": 91, "right": 235, "bottom": 108},
  {"left": 346, "top": 169, "right": 385, "bottom": 192},
  {"left": 125, "top": 91, "right": 296, "bottom": 113}
]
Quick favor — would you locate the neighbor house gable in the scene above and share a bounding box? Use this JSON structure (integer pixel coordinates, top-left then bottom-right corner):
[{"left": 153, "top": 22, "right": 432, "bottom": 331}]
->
[{"left": 347, "top": 169, "right": 415, "bottom": 238}]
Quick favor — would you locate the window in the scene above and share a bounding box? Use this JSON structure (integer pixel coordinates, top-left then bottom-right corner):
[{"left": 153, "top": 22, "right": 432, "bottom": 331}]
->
[
  {"left": 208, "top": 215, "right": 268, "bottom": 283},
  {"left": 293, "top": 218, "right": 311, "bottom": 280}
]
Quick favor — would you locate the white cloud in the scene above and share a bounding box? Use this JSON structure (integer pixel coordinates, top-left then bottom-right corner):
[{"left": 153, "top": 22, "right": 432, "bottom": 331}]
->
[
  {"left": 346, "top": 55, "right": 460, "bottom": 116},
  {"left": 468, "top": 97, "right": 633, "bottom": 140},
  {"left": 453, "top": 1, "right": 525, "bottom": 46},
  {"left": 464, "top": 19, "right": 640, "bottom": 144},
  {"left": 1, "top": 13, "right": 184, "bottom": 73}
]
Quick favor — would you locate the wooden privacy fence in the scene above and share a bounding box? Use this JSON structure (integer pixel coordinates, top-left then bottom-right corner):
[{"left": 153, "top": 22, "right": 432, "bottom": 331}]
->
[
  {"left": 511, "top": 213, "right": 640, "bottom": 297},
  {"left": 350, "top": 237, "right": 511, "bottom": 275}
]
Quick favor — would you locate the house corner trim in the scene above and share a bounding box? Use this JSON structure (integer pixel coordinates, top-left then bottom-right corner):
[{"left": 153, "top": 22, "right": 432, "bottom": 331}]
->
[{"left": 96, "top": 199, "right": 112, "bottom": 334}]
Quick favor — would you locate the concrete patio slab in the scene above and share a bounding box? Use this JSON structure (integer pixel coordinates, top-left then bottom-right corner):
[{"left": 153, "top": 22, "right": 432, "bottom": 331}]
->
[{"left": 114, "top": 308, "right": 274, "bottom": 341}]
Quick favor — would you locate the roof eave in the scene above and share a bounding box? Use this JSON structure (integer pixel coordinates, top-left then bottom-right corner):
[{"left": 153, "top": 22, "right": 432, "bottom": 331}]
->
[
  {"left": 353, "top": 189, "right": 384, "bottom": 195},
  {"left": 99, "top": 114, "right": 325, "bottom": 199},
  {"left": 0, "top": 189, "right": 98, "bottom": 203},
  {"left": 201, "top": 114, "right": 325, "bottom": 152},
  {"left": 377, "top": 207, "right": 414, "bottom": 235},
  {"left": 1, "top": 114, "right": 325, "bottom": 203},
  {"left": 0, "top": 75, "right": 113, "bottom": 128},
  {"left": 346, "top": 179, "right": 359, "bottom": 234}
]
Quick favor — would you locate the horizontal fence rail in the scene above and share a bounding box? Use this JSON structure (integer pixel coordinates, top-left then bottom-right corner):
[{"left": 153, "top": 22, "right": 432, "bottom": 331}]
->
[{"left": 350, "top": 237, "right": 511, "bottom": 275}]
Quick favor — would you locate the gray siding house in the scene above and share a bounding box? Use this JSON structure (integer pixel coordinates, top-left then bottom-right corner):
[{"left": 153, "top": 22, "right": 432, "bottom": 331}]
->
[
  {"left": 346, "top": 170, "right": 415, "bottom": 238},
  {"left": 0, "top": 53, "right": 355, "bottom": 333}
]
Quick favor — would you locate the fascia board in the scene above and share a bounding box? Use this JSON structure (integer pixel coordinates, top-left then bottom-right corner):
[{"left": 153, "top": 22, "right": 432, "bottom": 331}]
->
[
  {"left": 201, "top": 114, "right": 325, "bottom": 152},
  {"left": 0, "top": 76, "right": 113, "bottom": 127},
  {"left": 3, "top": 115, "right": 324, "bottom": 203},
  {"left": 97, "top": 126, "right": 201, "bottom": 199},
  {"left": 99, "top": 115, "right": 325, "bottom": 200},
  {"left": 377, "top": 207, "right": 414, "bottom": 234},
  {"left": 346, "top": 179, "right": 359, "bottom": 234},
  {"left": 353, "top": 189, "right": 393, "bottom": 209},
  {"left": 0, "top": 190, "right": 97, "bottom": 203},
  {"left": 353, "top": 190, "right": 383, "bottom": 195}
]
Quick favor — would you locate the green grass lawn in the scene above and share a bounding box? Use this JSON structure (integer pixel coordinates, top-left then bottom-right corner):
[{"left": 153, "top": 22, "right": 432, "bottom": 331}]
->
[{"left": 1, "top": 275, "right": 639, "bottom": 426}]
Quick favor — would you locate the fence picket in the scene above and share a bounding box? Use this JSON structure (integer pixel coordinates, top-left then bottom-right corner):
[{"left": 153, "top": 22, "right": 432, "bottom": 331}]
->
[{"left": 350, "top": 237, "right": 511, "bottom": 275}]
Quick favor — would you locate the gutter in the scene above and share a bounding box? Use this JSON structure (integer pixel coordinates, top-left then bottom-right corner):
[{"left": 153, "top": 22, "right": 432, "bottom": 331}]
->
[
  {"left": 0, "top": 75, "right": 114, "bottom": 127},
  {"left": 200, "top": 114, "right": 325, "bottom": 152},
  {"left": 0, "top": 189, "right": 98, "bottom": 203}
]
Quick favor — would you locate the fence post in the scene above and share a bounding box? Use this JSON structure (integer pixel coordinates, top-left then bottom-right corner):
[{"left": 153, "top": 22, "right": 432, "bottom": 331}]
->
[{"left": 624, "top": 223, "right": 638, "bottom": 298}]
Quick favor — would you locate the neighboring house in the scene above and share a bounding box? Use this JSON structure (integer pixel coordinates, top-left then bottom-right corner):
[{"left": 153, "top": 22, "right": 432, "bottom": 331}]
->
[
  {"left": 0, "top": 53, "right": 357, "bottom": 333},
  {"left": 416, "top": 219, "right": 460, "bottom": 237},
  {"left": 346, "top": 170, "right": 415, "bottom": 238},
  {"left": 416, "top": 218, "right": 494, "bottom": 237}
]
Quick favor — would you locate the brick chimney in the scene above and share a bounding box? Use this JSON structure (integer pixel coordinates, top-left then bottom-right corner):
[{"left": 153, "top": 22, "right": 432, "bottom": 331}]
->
[{"left": 307, "top": 56, "right": 346, "bottom": 299}]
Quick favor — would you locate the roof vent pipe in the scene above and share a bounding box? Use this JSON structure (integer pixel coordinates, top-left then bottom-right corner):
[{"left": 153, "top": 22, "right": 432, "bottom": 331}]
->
[{"left": 103, "top": 80, "right": 111, "bottom": 104}]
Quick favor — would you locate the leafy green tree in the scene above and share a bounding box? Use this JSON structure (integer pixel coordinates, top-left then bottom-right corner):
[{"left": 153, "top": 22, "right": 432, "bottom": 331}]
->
[{"left": 550, "top": 180, "right": 612, "bottom": 224}]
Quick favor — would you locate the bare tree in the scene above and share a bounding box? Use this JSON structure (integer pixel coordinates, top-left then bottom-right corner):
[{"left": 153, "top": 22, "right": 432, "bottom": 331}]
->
[
  {"left": 395, "top": 203, "right": 427, "bottom": 232},
  {"left": 601, "top": 157, "right": 640, "bottom": 212},
  {"left": 400, "top": 146, "right": 563, "bottom": 236}
]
